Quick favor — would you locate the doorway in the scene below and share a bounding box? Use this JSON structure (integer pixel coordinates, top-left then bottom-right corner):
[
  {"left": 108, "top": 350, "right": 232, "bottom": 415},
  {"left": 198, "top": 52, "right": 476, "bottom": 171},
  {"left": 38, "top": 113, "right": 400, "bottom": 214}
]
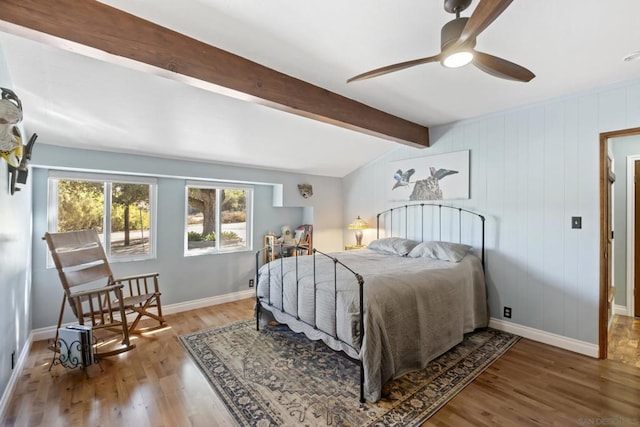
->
[
  {"left": 599, "top": 127, "right": 640, "bottom": 359},
  {"left": 635, "top": 159, "right": 640, "bottom": 317}
]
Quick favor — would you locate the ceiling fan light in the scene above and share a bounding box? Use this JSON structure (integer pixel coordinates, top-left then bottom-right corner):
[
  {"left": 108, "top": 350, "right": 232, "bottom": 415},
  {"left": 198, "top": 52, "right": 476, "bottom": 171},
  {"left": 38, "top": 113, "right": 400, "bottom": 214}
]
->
[{"left": 442, "top": 51, "right": 473, "bottom": 68}]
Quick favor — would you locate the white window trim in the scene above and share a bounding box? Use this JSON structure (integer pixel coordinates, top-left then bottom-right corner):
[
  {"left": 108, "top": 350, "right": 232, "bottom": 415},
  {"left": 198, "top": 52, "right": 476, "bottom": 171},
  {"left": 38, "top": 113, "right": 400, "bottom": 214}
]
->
[
  {"left": 185, "top": 180, "right": 253, "bottom": 256},
  {"left": 48, "top": 170, "right": 157, "bottom": 184},
  {"left": 47, "top": 170, "right": 158, "bottom": 265}
]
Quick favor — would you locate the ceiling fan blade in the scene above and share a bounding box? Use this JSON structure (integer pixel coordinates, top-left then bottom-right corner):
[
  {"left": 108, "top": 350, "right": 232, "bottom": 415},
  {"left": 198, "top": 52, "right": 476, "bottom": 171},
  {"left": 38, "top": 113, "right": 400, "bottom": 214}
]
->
[
  {"left": 347, "top": 54, "right": 442, "bottom": 83},
  {"left": 456, "top": 0, "right": 513, "bottom": 47},
  {"left": 472, "top": 50, "right": 535, "bottom": 82}
]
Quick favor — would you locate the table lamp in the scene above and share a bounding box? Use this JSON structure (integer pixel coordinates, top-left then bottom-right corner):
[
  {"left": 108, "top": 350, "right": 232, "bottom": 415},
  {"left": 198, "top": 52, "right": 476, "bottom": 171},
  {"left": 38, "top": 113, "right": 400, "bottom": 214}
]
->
[{"left": 348, "top": 216, "right": 368, "bottom": 246}]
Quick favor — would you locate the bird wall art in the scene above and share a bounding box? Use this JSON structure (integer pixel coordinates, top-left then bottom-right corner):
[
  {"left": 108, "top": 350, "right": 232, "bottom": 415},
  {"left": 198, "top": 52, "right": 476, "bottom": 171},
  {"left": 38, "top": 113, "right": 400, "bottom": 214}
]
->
[
  {"left": 392, "top": 168, "right": 415, "bottom": 190},
  {"left": 388, "top": 151, "right": 470, "bottom": 202}
]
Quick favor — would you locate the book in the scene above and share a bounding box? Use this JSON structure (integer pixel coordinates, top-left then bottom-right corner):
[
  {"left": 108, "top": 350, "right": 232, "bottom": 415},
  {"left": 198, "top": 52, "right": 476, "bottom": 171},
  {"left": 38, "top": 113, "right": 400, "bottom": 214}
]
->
[
  {"left": 57, "top": 327, "right": 84, "bottom": 367},
  {"left": 58, "top": 325, "right": 94, "bottom": 367},
  {"left": 294, "top": 229, "right": 306, "bottom": 245},
  {"left": 68, "top": 324, "right": 94, "bottom": 366}
]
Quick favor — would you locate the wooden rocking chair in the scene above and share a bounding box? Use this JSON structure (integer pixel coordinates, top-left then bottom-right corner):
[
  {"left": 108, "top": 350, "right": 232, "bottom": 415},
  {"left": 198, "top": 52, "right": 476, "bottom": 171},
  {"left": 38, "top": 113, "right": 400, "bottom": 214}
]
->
[{"left": 44, "top": 229, "right": 165, "bottom": 359}]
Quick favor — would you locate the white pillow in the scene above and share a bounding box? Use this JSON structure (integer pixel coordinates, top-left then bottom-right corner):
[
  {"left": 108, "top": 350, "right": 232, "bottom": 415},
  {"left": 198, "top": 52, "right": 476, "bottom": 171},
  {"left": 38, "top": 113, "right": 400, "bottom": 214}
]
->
[
  {"left": 407, "top": 241, "right": 471, "bottom": 262},
  {"left": 367, "top": 237, "right": 420, "bottom": 256}
]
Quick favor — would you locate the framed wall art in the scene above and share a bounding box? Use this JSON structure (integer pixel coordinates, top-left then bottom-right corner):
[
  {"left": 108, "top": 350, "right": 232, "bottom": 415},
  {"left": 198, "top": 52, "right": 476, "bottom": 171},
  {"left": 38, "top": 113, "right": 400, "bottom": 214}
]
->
[{"left": 387, "top": 150, "right": 469, "bottom": 201}]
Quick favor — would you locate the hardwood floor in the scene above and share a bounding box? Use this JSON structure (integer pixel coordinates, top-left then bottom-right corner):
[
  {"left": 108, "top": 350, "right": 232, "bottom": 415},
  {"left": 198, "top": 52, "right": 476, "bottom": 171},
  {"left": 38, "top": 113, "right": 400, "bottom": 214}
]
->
[
  {"left": 608, "top": 315, "right": 640, "bottom": 368},
  {"left": 2, "top": 299, "right": 639, "bottom": 426}
]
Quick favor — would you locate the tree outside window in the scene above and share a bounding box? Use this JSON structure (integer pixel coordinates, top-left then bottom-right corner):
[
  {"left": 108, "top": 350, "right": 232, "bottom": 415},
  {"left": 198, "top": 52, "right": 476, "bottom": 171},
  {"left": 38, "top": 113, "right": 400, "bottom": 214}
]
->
[
  {"left": 111, "top": 183, "right": 151, "bottom": 254},
  {"left": 186, "top": 184, "right": 252, "bottom": 255},
  {"left": 50, "top": 174, "right": 156, "bottom": 261}
]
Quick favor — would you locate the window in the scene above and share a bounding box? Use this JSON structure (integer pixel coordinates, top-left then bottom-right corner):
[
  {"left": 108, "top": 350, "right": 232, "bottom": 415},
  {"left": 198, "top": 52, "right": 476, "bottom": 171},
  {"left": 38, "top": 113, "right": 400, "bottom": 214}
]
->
[
  {"left": 48, "top": 171, "right": 157, "bottom": 262},
  {"left": 185, "top": 181, "right": 253, "bottom": 255}
]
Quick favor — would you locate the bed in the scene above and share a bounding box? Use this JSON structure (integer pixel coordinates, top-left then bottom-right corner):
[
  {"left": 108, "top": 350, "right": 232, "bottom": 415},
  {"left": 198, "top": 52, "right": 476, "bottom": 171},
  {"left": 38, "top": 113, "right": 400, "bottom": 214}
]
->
[{"left": 254, "top": 203, "right": 488, "bottom": 403}]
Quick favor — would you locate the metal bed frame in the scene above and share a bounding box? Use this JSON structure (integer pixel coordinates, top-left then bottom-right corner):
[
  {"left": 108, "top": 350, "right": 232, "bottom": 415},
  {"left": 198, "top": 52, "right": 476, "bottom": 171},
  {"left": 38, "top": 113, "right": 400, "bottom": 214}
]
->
[{"left": 254, "top": 203, "right": 485, "bottom": 403}]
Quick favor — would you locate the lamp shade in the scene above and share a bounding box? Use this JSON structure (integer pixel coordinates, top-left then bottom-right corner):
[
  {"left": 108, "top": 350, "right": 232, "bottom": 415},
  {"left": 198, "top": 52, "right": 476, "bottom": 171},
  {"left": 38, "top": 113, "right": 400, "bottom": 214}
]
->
[
  {"left": 348, "top": 216, "right": 368, "bottom": 230},
  {"left": 348, "top": 216, "right": 367, "bottom": 246}
]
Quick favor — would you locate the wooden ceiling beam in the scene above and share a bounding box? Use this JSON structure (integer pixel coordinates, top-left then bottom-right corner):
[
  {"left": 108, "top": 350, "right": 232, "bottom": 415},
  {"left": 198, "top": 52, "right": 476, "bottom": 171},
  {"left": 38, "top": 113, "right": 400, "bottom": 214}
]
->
[{"left": 0, "top": 0, "right": 429, "bottom": 148}]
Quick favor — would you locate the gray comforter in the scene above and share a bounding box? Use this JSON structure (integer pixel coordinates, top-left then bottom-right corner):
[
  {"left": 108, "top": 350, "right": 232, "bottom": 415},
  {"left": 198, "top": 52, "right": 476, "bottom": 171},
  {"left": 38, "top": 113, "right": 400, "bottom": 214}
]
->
[{"left": 256, "top": 248, "right": 488, "bottom": 402}]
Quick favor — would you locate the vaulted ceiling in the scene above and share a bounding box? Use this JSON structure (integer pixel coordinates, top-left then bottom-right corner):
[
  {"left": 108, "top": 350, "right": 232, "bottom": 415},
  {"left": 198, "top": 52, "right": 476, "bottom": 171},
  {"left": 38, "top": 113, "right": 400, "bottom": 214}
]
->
[{"left": 1, "top": 0, "right": 640, "bottom": 177}]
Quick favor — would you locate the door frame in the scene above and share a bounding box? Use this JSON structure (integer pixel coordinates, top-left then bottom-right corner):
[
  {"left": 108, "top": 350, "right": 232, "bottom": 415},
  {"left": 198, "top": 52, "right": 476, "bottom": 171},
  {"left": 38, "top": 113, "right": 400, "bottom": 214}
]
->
[
  {"left": 626, "top": 156, "right": 640, "bottom": 318},
  {"left": 599, "top": 127, "right": 640, "bottom": 358}
]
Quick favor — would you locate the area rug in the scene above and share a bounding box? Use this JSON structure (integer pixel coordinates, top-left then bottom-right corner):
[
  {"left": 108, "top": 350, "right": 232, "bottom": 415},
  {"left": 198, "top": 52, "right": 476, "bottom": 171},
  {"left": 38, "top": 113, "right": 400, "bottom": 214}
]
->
[{"left": 179, "top": 320, "right": 519, "bottom": 427}]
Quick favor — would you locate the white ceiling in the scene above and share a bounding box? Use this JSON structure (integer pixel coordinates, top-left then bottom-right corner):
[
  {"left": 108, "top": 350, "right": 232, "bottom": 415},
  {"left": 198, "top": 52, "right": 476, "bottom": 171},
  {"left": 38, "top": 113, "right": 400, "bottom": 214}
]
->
[{"left": 2, "top": 0, "right": 640, "bottom": 177}]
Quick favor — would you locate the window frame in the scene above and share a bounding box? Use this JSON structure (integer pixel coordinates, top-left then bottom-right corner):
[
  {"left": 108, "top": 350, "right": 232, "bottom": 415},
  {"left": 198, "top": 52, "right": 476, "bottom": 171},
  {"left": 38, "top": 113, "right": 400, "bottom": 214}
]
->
[
  {"left": 47, "top": 171, "right": 158, "bottom": 264},
  {"left": 184, "top": 180, "right": 253, "bottom": 256}
]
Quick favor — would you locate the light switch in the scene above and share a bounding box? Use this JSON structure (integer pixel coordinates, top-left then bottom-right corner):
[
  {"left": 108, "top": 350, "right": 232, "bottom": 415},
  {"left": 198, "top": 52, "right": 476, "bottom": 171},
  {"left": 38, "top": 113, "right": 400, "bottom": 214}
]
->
[{"left": 571, "top": 216, "right": 582, "bottom": 229}]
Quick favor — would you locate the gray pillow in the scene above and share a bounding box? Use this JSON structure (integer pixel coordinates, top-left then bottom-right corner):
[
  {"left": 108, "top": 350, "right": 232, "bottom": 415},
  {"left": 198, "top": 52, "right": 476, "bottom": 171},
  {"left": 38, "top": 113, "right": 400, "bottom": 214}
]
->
[
  {"left": 407, "top": 241, "right": 471, "bottom": 262},
  {"left": 367, "top": 237, "right": 420, "bottom": 256}
]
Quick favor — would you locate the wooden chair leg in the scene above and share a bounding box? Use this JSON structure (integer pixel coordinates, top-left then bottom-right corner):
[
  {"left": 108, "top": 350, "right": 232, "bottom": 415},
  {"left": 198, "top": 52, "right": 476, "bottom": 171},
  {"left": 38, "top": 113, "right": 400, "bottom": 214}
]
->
[
  {"left": 155, "top": 293, "right": 164, "bottom": 324},
  {"left": 115, "top": 288, "right": 132, "bottom": 348},
  {"left": 127, "top": 311, "right": 144, "bottom": 334},
  {"left": 127, "top": 296, "right": 165, "bottom": 333}
]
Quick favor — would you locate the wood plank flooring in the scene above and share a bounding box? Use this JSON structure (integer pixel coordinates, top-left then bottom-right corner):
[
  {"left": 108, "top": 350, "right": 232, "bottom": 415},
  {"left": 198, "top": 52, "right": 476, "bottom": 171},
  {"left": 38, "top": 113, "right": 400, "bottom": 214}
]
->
[
  {"left": 608, "top": 314, "right": 640, "bottom": 368},
  {"left": 2, "top": 299, "right": 639, "bottom": 426}
]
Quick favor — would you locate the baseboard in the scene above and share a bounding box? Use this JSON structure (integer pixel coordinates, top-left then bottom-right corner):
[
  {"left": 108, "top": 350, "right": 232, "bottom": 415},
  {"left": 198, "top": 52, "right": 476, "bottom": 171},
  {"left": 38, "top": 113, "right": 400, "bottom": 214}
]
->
[
  {"left": 0, "top": 334, "right": 33, "bottom": 423},
  {"left": 489, "top": 318, "right": 599, "bottom": 358},
  {"left": 161, "top": 289, "right": 254, "bottom": 315},
  {"left": 30, "top": 288, "right": 256, "bottom": 342},
  {"left": 614, "top": 304, "right": 631, "bottom": 316}
]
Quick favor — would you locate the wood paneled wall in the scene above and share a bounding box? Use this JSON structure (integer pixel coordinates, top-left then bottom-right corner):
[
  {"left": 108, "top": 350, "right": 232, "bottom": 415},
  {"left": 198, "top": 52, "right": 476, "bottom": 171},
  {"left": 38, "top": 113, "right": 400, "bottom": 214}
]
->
[{"left": 344, "top": 78, "right": 640, "bottom": 346}]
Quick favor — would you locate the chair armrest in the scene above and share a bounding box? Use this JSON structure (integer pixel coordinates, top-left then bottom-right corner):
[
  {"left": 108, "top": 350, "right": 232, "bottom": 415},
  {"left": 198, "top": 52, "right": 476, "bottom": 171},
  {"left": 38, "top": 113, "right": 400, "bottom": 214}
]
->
[
  {"left": 112, "top": 272, "right": 159, "bottom": 283},
  {"left": 66, "top": 283, "right": 129, "bottom": 327},
  {"left": 68, "top": 283, "right": 124, "bottom": 299},
  {"left": 111, "top": 273, "right": 161, "bottom": 295}
]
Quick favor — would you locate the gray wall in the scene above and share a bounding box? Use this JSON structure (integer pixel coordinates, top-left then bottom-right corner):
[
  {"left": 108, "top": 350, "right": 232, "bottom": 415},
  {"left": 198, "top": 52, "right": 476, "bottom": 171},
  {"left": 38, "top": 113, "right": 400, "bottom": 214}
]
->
[
  {"left": 30, "top": 144, "right": 344, "bottom": 329},
  {"left": 0, "top": 51, "right": 32, "bottom": 408},
  {"left": 344, "top": 78, "right": 640, "bottom": 346},
  {"left": 612, "top": 134, "right": 640, "bottom": 307}
]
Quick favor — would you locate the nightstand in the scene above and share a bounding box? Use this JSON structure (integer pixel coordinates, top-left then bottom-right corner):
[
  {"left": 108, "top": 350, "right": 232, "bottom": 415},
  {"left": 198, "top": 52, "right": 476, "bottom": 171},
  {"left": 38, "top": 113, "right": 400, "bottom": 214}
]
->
[{"left": 345, "top": 244, "right": 366, "bottom": 250}]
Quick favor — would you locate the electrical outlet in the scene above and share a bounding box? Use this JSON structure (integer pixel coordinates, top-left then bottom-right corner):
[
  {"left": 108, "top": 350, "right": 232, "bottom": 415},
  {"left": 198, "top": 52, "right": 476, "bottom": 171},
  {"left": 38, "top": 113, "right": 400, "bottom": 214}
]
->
[
  {"left": 249, "top": 279, "right": 254, "bottom": 288},
  {"left": 503, "top": 306, "right": 512, "bottom": 319}
]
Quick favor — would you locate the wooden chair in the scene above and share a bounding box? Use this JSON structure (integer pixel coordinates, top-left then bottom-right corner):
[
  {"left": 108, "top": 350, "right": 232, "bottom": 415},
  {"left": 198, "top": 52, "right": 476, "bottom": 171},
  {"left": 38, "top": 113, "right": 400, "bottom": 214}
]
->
[{"left": 44, "top": 229, "right": 165, "bottom": 359}]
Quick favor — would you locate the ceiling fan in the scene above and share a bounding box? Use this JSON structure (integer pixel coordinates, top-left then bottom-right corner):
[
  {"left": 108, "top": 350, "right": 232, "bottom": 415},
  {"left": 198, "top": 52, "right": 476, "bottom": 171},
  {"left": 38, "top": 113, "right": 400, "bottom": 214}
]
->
[{"left": 347, "top": 0, "right": 535, "bottom": 83}]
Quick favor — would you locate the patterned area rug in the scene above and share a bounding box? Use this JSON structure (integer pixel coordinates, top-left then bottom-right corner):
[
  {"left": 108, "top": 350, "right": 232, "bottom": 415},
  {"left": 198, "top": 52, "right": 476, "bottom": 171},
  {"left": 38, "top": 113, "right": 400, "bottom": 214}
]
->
[{"left": 179, "top": 320, "right": 519, "bottom": 427}]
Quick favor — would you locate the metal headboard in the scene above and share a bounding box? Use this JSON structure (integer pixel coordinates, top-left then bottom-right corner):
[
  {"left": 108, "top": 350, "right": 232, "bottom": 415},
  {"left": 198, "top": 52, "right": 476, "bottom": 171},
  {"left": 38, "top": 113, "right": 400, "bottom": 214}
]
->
[{"left": 376, "top": 203, "right": 485, "bottom": 269}]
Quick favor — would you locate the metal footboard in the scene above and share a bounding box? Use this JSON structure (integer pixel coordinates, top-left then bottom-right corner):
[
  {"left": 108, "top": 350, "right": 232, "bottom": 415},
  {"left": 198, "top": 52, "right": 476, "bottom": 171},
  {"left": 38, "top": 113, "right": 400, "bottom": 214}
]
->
[{"left": 254, "top": 245, "right": 366, "bottom": 402}]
